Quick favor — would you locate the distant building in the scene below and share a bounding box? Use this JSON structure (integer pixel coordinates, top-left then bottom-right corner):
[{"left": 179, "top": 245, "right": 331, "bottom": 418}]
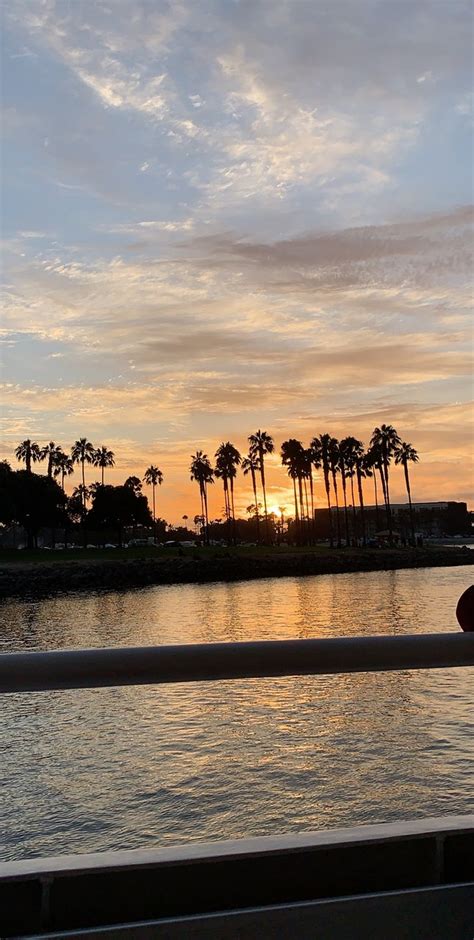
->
[{"left": 314, "top": 501, "right": 471, "bottom": 540}]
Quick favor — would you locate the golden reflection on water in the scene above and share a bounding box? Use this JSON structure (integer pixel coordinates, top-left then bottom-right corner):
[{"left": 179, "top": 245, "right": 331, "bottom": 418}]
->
[{"left": 0, "top": 565, "right": 473, "bottom": 861}]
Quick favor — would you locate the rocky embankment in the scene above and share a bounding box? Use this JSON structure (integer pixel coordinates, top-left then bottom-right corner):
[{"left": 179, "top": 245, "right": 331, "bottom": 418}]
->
[{"left": 0, "top": 547, "right": 472, "bottom": 599}]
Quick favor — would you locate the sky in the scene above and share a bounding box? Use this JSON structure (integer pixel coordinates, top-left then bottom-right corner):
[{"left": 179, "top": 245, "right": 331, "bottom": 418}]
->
[{"left": 1, "top": 0, "right": 473, "bottom": 522}]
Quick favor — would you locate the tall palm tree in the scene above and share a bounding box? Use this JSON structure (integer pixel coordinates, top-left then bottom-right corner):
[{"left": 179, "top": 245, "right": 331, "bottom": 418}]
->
[
  {"left": 281, "top": 439, "right": 305, "bottom": 541},
  {"left": 370, "top": 425, "right": 401, "bottom": 538},
  {"left": 365, "top": 445, "right": 382, "bottom": 531},
  {"left": 143, "top": 465, "right": 163, "bottom": 542},
  {"left": 40, "top": 441, "right": 63, "bottom": 477},
  {"left": 311, "top": 435, "right": 333, "bottom": 547},
  {"left": 395, "top": 442, "right": 419, "bottom": 544},
  {"left": 190, "top": 451, "right": 214, "bottom": 544},
  {"left": 338, "top": 438, "right": 352, "bottom": 545},
  {"left": 71, "top": 438, "right": 95, "bottom": 504},
  {"left": 328, "top": 437, "right": 342, "bottom": 547},
  {"left": 93, "top": 446, "right": 115, "bottom": 485},
  {"left": 215, "top": 442, "right": 241, "bottom": 543},
  {"left": 242, "top": 453, "right": 261, "bottom": 543},
  {"left": 15, "top": 439, "right": 41, "bottom": 473},
  {"left": 340, "top": 437, "right": 363, "bottom": 544},
  {"left": 53, "top": 450, "right": 74, "bottom": 491},
  {"left": 248, "top": 430, "right": 274, "bottom": 542}
]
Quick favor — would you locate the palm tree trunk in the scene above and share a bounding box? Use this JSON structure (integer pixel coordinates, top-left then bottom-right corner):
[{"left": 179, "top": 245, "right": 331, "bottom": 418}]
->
[
  {"left": 230, "top": 477, "right": 237, "bottom": 544},
  {"left": 384, "top": 458, "right": 393, "bottom": 538},
  {"left": 356, "top": 467, "right": 366, "bottom": 546},
  {"left": 323, "top": 467, "right": 333, "bottom": 548},
  {"left": 204, "top": 486, "right": 210, "bottom": 545},
  {"left": 332, "top": 472, "right": 342, "bottom": 547},
  {"left": 260, "top": 452, "right": 269, "bottom": 543},
  {"left": 373, "top": 473, "right": 380, "bottom": 531},
  {"left": 102, "top": 465, "right": 105, "bottom": 486},
  {"left": 250, "top": 466, "right": 260, "bottom": 543},
  {"left": 298, "top": 476, "right": 305, "bottom": 544},
  {"left": 152, "top": 484, "right": 156, "bottom": 543},
  {"left": 404, "top": 461, "right": 415, "bottom": 544},
  {"left": 341, "top": 474, "right": 350, "bottom": 545},
  {"left": 350, "top": 475, "right": 357, "bottom": 544},
  {"left": 292, "top": 477, "right": 299, "bottom": 544},
  {"left": 308, "top": 468, "right": 315, "bottom": 544},
  {"left": 81, "top": 458, "right": 86, "bottom": 507}
]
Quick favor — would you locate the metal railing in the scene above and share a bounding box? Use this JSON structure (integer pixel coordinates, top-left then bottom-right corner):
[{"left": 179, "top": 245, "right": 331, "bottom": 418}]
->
[{"left": 1, "top": 632, "right": 473, "bottom": 693}]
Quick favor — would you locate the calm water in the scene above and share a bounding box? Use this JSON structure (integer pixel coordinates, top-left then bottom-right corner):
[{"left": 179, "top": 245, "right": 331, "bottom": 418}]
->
[{"left": 1, "top": 566, "right": 472, "bottom": 861}]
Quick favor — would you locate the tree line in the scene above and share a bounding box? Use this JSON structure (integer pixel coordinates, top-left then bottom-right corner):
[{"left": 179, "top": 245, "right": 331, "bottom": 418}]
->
[{"left": 9, "top": 424, "right": 419, "bottom": 547}]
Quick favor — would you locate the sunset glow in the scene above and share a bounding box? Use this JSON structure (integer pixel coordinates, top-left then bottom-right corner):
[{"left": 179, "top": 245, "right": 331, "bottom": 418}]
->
[{"left": 2, "top": 1, "right": 472, "bottom": 523}]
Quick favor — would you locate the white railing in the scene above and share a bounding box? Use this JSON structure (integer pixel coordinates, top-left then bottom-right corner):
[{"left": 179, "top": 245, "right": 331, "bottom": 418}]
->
[{"left": 0, "top": 632, "right": 473, "bottom": 693}]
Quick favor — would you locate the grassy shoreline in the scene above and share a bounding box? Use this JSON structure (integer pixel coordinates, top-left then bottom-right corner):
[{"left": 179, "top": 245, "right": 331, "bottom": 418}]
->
[{"left": 0, "top": 544, "right": 472, "bottom": 600}]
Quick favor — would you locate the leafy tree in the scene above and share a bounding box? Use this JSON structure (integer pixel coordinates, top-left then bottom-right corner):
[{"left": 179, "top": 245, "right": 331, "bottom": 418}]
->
[
  {"left": 4, "top": 470, "right": 66, "bottom": 548},
  {"left": 88, "top": 484, "right": 152, "bottom": 547},
  {"left": 124, "top": 475, "right": 142, "bottom": 495},
  {"left": 93, "top": 446, "right": 115, "bottom": 485},
  {"left": 395, "top": 442, "right": 419, "bottom": 543},
  {"left": 15, "top": 439, "right": 41, "bottom": 473}
]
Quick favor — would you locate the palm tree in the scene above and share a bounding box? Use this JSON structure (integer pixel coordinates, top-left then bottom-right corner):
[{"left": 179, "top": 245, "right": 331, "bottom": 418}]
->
[
  {"left": 338, "top": 438, "right": 352, "bottom": 545},
  {"left": 190, "top": 451, "right": 214, "bottom": 544},
  {"left": 92, "top": 446, "right": 115, "bottom": 485},
  {"left": 340, "top": 437, "right": 363, "bottom": 544},
  {"left": 328, "top": 437, "right": 342, "bottom": 547},
  {"left": 40, "top": 441, "right": 63, "bottom": 477},
  {"left": 370, "top": 425, "right": 401, "bottom": 538},
  {"left": 53, "top": 450, "right": 74, "bottom": 491},
  {"left": 15, "top": 439, "right": 41, "bottom": 473},
  {"left": 71, "top": 438, "right": 95, "bottom": 504},
  {"left": 248, "top": 430, "right": 274, "bottom": 542},
  {"left": 242, "top": 453, "right": 261, "bottom": 543},
  {"left": 281, "top": 439, "right": 305, "bottom": 541},
  {"left": 143, "top": 465, "right": 163, "bottom": 542},
  {"left": 395, "top": 442, "right": 419, "bottom": 544},
  {"left": 311, "top": 435, "right": 333, "bottom": 547},
  {"left": 215, "top": 442, "right": 241, "bottom": 543}
]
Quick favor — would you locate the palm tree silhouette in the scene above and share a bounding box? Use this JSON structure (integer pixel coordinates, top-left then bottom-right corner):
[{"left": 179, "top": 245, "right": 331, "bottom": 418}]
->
[
  {"left": 215, "top": 442, "right": 241, "bottom": 543},
  {"left": 242, "top": 453, "right": 261, "bottom": 543},
  {"left": 143, "top": 465, "right": 163, "bottom": 542},
  {"left": 53, "top": 450, "right": 74, "bottom": 491},
  {"left": 190, "top": 451, "right": 214, "bottom": 544},
  {"left": 248, "top": 430, "right": 274, "bottom": 542},
  {"left": 93, "top": 446, "right": 115, "bottom": 486},
  {"left": 311, "top": 435, "right": 333, "bottom": 547},
  {"left": 328, "top": 437, "right": 342, "bottom": 547},
  {"left": 71, "top": 438, "right": 95, "bottom": 504},
  {"left": 41, "top": 441, "right": 63, "bottom": 477},
  {"left": 395, "top": 442, "right": 419, "bottom": 544},
  {"left": 281, "top": 439, "right": 305, "bottom": 540},
  {"left": 15, "top": 439, "right": 41, "bottom": 473},
  {"left": 340, "top": 437, "right": 363, "bottom": 544},
  {"left": 370, "top": 425, "right": 401, "bottom": 538}
]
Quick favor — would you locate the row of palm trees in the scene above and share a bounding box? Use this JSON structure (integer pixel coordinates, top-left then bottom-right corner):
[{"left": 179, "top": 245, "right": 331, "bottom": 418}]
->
[
  {"left": 15, "top": 424, "right": 419, "bottom": 545},
  {"left": 189, "top": 426, "right": 419, "bottom": 545}
]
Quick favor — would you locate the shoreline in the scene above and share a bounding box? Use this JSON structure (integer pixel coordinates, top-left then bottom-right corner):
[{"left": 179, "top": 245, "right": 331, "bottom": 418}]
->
[{"left": 1, "top": 546, "right": 472, "bottom": 600}]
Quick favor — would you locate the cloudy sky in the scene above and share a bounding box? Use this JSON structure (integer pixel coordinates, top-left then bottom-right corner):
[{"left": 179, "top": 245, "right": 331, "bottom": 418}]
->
[{"left": 2, "top": 0, "right": 473, "bottom": 520}]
